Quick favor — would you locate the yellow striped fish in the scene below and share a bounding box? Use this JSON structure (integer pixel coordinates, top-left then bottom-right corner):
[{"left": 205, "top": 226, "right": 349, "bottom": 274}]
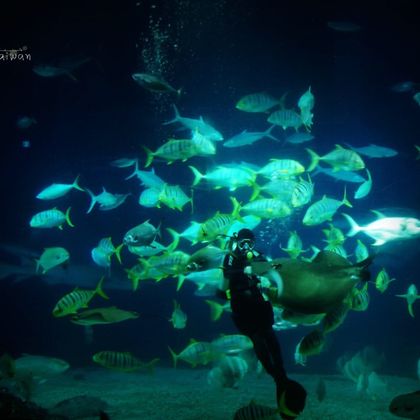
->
[
  {"left": 93, "top": 351, "right": 159, "bottom": 372},
  {"left": 52, "top": 277, "right": 109, "bottom": 317},
  {"left": 143, "top": 140, "right": 199, "bottom": 167},
  {"left": 29, "top": 207, "right": 74, "bottom": 229}
]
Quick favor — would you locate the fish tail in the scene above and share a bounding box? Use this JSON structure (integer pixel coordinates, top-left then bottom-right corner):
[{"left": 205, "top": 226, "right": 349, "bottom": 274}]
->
[
  {"left": 230, "top": 196, "right": 242, "bottom": 221},
  {"left": 95, "top": 276, "right": 109, "bottom": 300},
  {"left": 168, "top": 346, "right": 179, "bottom": 368},
  {"left": 162, "top": 104, "right": 180, "bottom": 125},
  {"left": 124, "top": 159, "right": 139, "bottom": 180},
  {"left": 266, "top": 125, "right": 279, "bottom": 141},
  {"left": 34, "top": 258, "right": 40, "bottom": 273},
  {"left": 342, "top": 187, "right": 352, "bottom": 208},
  {"left": 205, "top": 300, "right": 224, "bottom": 321},
  {"left": 72, "top": 175, "right": 84, "bottom": 192},
  {"left": 408, "top": 303, "right": 415, "bottom": 318},
  {"left": 189, "top": 165, "right": 203, "bottom": 186},
  {"left": 114, "top": 243, "right": 124, "bottom": 264},
  {"left": 306, "top": 148, "right": 320, "bottom": 172},
  {"left": 176, "top": 274, "right": 185, "bottom": 291},
  {"left": 190, "top": 188, "right": 194, "bottom": 215},
  {"left": 250, "top": 182, "right": 260, "bottom": 201},
  {"left": 65, "top": 207, "right": 75, "bottom": 227},
  {"left": 166, "top": 228, "right": 180, "bottom": 251},
  {"left": 143, "top": 146, "right": 154, "bottom": 168},
  {"left": 342, "top": 213, "right": 361, "bottom": 237},
  {"left": 85, "top": 189, "right": 97, "bottom": 214}
]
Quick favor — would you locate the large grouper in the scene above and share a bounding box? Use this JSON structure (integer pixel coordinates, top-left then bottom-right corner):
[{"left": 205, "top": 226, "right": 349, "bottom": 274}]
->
[{"left": 251, "top": 250, "right": 373, "bottom": 315}]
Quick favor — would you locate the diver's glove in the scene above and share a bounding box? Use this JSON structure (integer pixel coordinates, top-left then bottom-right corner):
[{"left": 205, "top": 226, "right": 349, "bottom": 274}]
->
[{"left": 276, "top": 378, "right": 307, "bottom": 419}]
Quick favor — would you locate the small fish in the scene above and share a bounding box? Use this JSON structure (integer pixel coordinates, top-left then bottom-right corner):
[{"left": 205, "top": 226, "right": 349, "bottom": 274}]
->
[
  {"left": 210, "top": 334, "right": 253, "bottom": 355},
  {"left": 354, "top": 239, "right": 369, "bottom": 263},
  {"left": 223, "top": 126, "right": 278, "bottom": 148},
  {"left": 14, "top": 354, "right": 69, "bottom": 381},
  {"left": 208, "top": 355, "right": 248, "bottom": 388},
  {"left": 158, "top": 184, "right": 192, "bottom": 211},
  {"left": 132, "top": 72, "right": 181, "bottom": 96},
  {"left": 396, "top": 284, "right": 420, "bottom": 317},
  {"left": 375, "top": 268, "right": 396, "bottom": 293},
  {"left": 29, "top": 207, "right": 74, "bottom": 229},
  {"left": 285, "top": 132, "right": 314, "bottom": 144},
  {"left": 168, "top": 340, "right": 217, "bottom": 368},
  {"left": 327, "top": 21, "right": 361, "bottom": 32},
  {"left": 344, "top": 143, "right": 398, "bottom": 158},
  {"left": 307, "top": 145, "right": 365, "bottom": 172},
  {"left": 268, "top": 109, "right": 303, "bottom": 131},
  {"left": 85, "top": 187, "right": 130, "bottom": 213},
  {"left": 36, "top": 247, "right": 69, "bottom": 274},
  {"left": 138, "top": 188, "right": 161, "bottom": 208},
  {"left": 71, "top": 306, "right": 139, "bottom": 325},
  {"left": 297, "top": 330, "right": 326, "bottom": 356},
  {"left": 298, "top": 86, "right": 315, "bottom": 113},
  {"left": 16, "top": 116, "right": 37, "bottom": 130},
  {"left": 36, "top": 175, "right": 84, "bottom": 200},
  {"left": 348, "top": 283, "right": 370, "bottom": 311},
  {"left": 52, "top": 277, "right": 109, "bottom": 317},
  {"left": 93, "top": 351, "right": 159, "bottom": 372},
  {"left": 110, "top": 158, "right": 138, "bottom": 168},
  {"left": 413, "top": 92, "right": 420, "bottom": 107},
  {"left": 123, "top": 220, "right": 160, "bottom": 247},
  {"left": 313, "top": 166, "right": 366, "bottom": 183},
  {"left": 169, "top": 300, "right": 187, "bottom": 329},
  {"left": 163, "top": 105, "right": 223, "bottom": 141},
  {"left": 91, "top": 237, "right": 123, "bottom": 269},
  {"left": 236, "top": 92, "right": 282, "bottom": 113},
  {"left": 390, "top": 81, "right": 419, "bottom": 93}
]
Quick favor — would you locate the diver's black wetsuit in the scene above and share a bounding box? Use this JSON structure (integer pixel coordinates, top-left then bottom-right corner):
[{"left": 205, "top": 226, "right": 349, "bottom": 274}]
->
[{"left": 222, "top": 251, "right": 288, "bottom": 387}]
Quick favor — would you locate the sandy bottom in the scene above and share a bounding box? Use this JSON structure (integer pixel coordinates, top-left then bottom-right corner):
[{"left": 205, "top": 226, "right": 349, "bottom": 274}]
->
[{"left": 32, "top": 367, "right": 418, "bottom": 419}]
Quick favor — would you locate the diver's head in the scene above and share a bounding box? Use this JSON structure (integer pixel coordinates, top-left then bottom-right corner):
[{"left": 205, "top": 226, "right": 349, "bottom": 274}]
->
[{"left": 231, "top": 228, "right": 256, "bottom": 258}]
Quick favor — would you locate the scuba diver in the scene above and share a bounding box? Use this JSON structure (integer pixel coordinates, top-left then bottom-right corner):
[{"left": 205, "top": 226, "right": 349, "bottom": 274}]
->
[{"left": 220, "top": 228, "right": 307, "bottom": 419}]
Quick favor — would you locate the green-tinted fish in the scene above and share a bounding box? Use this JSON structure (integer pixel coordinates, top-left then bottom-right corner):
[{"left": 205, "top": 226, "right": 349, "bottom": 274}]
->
[
  {"left": 93, "top": 350, "right": 159, "bottom": 373},
  {"left": 303, "top": 189, "right": 352, "bottom": 226},
  {"left": 52, "top": 277, "right": 109, "bottom": 317},
  {"left": 322, "top": 223, "right": 346, "bottom": 246},
  {"left": 347, "top": 283, "right": 369, "bottom": 311},
  {"left": 258, "top": 159, "right": 305, "bottom": 179},
  {"left": 123, "top": 220, "right": 161, "bottom": 247},
  {"left": 15, "top": 354, "right": 69, "bottom": 381},
  {"left": 186, "top": 245, "right": 227, "bottom": 271},
  {"left": 281, "top": 231, "right": 306, "bottom": 259},
  {"left": 267, "top": 109, "right": 303, "bottom": 131},
  {"left": 91, "top": 237, "right": 123, "bottom": 269},
  {"left": 29, "top": 207, "right": 74, "bottom": 229},
  {"left": 291, "top": 176, "right": 314, "bottom": 207},
  {"left": 189, "top": 165, "right": 257, "bottom": 192},
  {"left": 169, "top": 300, "right": 187, "bottom": 329},
  {"left": 298, "top": 86, "right": 315, "bottom": 113},
  {"left": 295, "top": 329, "right": 325, "bottom": 365},
  {"left": 36, "top": 175, "right": 84, "bottom": 200},
  {"left": 132, "top": 72, "right": 181, "bottom": 96},
  {"left": 306, "top": 145, "right": 365, "bottom": 172},
  {"left": 143, "top": 140, "right": 200, "bottom": 168},
  {"left": 168, "top": 340, "right": 216, "bottom": 368},
  {"left": 85, "top": 187, "right": 130, "bottom": 213},
  {"left": 71, "top": 306, "right": 139, "bottom": 326},
  {"left": 210, "top": 334, "right": 253, "bottom": 355},
  {"left": 158, "top": 184, "right": 192, "bottom": 211},
  {"left": 235, "top": 92, "right": 281, "bottom": 113},
  {"left": 354, "top": 239, "right": 369, "bottom": 263},
  {"left": 396, "top": 284, "right": 420, "bottom": 317},
  {"left": 208, "top": 355, "right": 248, "bottom": 388},
  {"left": 375, "top": 268, "right": 396, "bottom": 293},
  {"left": 138, "top": 187, "right": 161, "bottom": 208},
  {"left": 36, "top": 247, "right": 69, "bottom": 274},
  {"left": 240, "top": 198, "right": 292, "bottom": 219}
]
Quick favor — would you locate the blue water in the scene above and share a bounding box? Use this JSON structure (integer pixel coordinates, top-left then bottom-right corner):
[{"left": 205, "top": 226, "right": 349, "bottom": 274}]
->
[{"left": 1, "top": 0, "right": 419, "bottom": 387}]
